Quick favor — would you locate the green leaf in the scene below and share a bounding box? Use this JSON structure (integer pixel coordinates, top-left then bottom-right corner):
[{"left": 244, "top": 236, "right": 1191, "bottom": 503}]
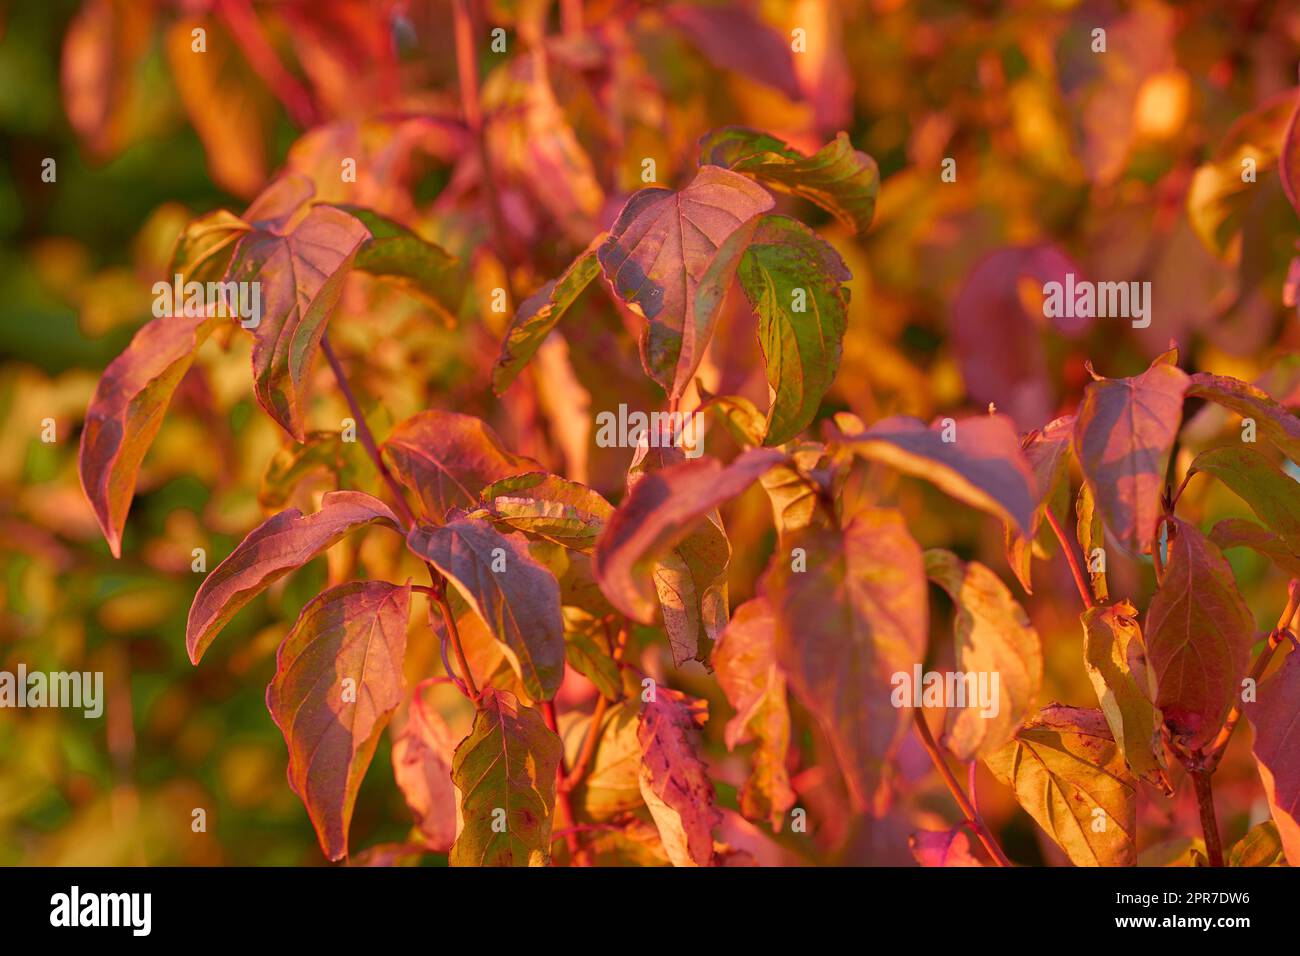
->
[
  {"left": 700, "top": 127, "right": 880, "bottom": 235},
  {"left": 1081, "top": 601, "right": 1167, "bottom": 789},
  {"left": 168, "top": 209, "right": 249, "bottom": 283},
  {"left": 737, "top": 215, "right": 850, "bottom": 446},
  {"left": 1209, "top": 518, "right": 1300, "bottom": 578},
  {"left": 449, "top": 688, "right": 562, "bottom": 867},
  {"left": 335, "top": 204, "right": 464, "bottom": 324},
  {"left": 1187, "top": 372, "right": 1300, "bottom": 463},
  {"left": 492, "top": 244, "right": 601, "bottom": 394},
  {"left": 984, "top": 705, "right": 1137, "bottom": 867},
  {"left": 1185, "top": 445, "right": 1300, "bottom": 554},
  {"left": 477, "top": 471, "right": 612, "bottom": 552},
  {"left": 924, "top": 550, "right": 1042, "bottom": 760},
  {"left": 562, "top": 701, "right": 643, "bottom": 821},
  {"left": 562, "top": 608, "right": 622, "bottom": 700},
  {"left": 266, "top": 581, "right": 411, "bottom": 861}
]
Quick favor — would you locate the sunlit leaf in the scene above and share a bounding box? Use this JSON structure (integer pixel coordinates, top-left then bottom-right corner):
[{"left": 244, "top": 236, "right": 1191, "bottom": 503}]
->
[
  {"left": 1244, "top": 648, "right": 1300, "bottom": 866},
  {"left": 391, "top": 686, "right": 460, "bottom": 853},
  {"left": 637, "top": 687, "right": 719, "bottom": 866},
  {"left": 1187, "top": 372, "right": 1300, "bottom": 463}
]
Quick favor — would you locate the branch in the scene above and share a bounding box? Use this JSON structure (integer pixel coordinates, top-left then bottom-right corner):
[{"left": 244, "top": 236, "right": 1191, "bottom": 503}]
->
[
  {"left": 561, "top": 622, "right": 628, "bottom": 792},
  {"left": 543, "top": 699, "right": 582, "bottom": 862},
  {"left": 1044, "top": 507, "right": 1095, "bottom": 610},
  {"left": 1189, "top": 764, "right": 1224, "bottom": 866},
  {"left": 911, "top": 709, "right": 1012, "bottom": 867}
]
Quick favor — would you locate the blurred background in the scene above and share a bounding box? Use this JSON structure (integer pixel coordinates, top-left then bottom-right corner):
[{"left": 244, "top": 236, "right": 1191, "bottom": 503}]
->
[{"left": 1, "top": 0, "right": 1298, "bottom": 865}]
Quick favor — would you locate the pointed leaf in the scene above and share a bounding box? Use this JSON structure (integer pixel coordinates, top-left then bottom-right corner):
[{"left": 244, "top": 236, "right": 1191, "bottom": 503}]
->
[
  {"left": 593, "top": 448, "right": 784, "bottom": 625},
  {"left": 770, "top": 508, "right": 928, "bottom": 810},
  {"left": 1146, "top": 517, "right": 1256, "bottom": 749},
  {"left": 597, "top": 165, "right": 773, "bottom": 396},
  {"left": 924, "top": 550, "right": 1042, "bottom": 760},
  {"left": 1187, "top": 372, "right": 1300, "bottom": 463},
  {"left": 833, "top": 414, "right": 1037, "bottom": 534},
  {"left": 1081, "top": 601, "right": 1166, "bottom": 787},
  {"left": 637, "top": 687, "right": 719, "bottom": 867},
  {"left": 186, "top": 490, "right": 400, "bottom": 663},
  {"left": 1228, "top": 821, "right": 1287, "bottom": 867},
  {"left": 492, "top": 245, "right": 601, "bottom": 394},
  {"left": 1074, "top": 354, "right": 1189, "bottom": 552},
  {"left": 1209, "top": 518, "right": 1300, "bottom": 578},
  {"left": 736, "top": 215, "right": 850, "bottom": 446},
  {"left": 449, "top": 688, "right": 562, "bottom": 867},
  {"left": 391, "top": 687, "right": 459, "bottom": 853},
  {"left": 407, "top": 518, "right": 565, "bottom": 701},
  {"left": 79, "top": 312, "right": 223, "bottom": 557},
  {"left": 381, "top": 410, "right": 536, "bottom": 523},
  {"left": 713, "top": 596, "right": 795, "bottom": 829},
  {"left": 477, "top": 472, "right": 612, "bottom": 552},
  {"left": 168, "top": 209, "right": 249, "bottom": 283},
  {"left": 266, "top": 581, "right": 410, "bottom": 861},
  {"left": 700, "top": 127, "right": 880, "bottom": 235},
  {"left": 1244, "top": 647, "right": 1300, "bottom": 866},
  {"left": 226, "top": 204, "right": 371, "bottom": 439},
  {"left": 1185, "top": 445, "right": 1300, "bottom": 553}
]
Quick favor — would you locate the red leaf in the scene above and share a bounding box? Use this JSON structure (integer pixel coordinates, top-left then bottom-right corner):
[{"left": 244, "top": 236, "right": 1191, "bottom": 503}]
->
[
  {"left": 593, "top": 448, "right": 786, "bottom": 624},
  {"left": 1244, "top": 647, "right": 1300, "bottom": 866},
  {"left": 597, "top": 166, "right": 773, "bottom": 396},
  {"left": 909, "top": 828, "right": 985, "bottom": 867},
  {"left": 833, "top": 414, "right": 1038, "bottom": 534},
  {"left": 391, "top": 685, "right": 459, "bottom": 853},
  {"left": 638, "top": 687, "right": 720, "bottom": 867},
  {"left": 1074, "top": 351, "right": 1189, "bottom": 552},
  {"left": 79, "top": 312, "right": 222, "bottom": 558},
  {"left": 662, "top": 5, "right": 801, "bottom": 100},
  {"left": 226, "top": 199, "right": 371, "bottom": 440},
  {"left": 1145, "top": 517, "right": 1256, "bottom": 749},
  {"left": 185, "top": 490, "right": 400, "bottom": 663},
  {"left": 382, "top": 410, "right": 537, "bottom": 523},
  {"left": 407, "top": 518, "right": 565, "bottom": 701},
  {"left": 266, "top": 580, "right": 411, "bottom": 861}
]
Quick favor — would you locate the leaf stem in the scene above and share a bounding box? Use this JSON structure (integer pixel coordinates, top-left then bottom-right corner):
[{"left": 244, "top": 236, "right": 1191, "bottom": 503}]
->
[
  {"left": 561, "top": 623, "right": 628, "bottom": 792},
  {"left": 320, "top": 335, "right": 418, "bottom": 528},
  {"left": 911, "top": 709, "right": 1012, "bottom": 867},
  {"left": 1189, "top": 764, "right": 1224, "bottom": 866},
  {"left": 1044, "top": 506, "right": 1095, "bottom": 610},
  {"left": 542, "top": 699, "right": 582, "bottom": 862},
  {"left": 432, "top": 572, "right": 480, "bottom": 700}
]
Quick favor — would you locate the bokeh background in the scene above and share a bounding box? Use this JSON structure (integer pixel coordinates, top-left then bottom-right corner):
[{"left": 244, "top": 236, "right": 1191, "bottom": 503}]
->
[{"left": 1, "top": 0, "right": 1298, "bottom": 865}]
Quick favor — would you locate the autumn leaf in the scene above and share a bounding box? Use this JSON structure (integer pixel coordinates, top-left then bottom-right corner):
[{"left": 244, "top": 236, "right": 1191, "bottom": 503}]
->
[
  {"left": 1228, "top": 820, "right": 1287, "bottom": 867},
  {"left": 593, "top": 448, "right": 784, "bottom": 626},
  {"left": 597, "top": 165, "right": 773, "bottom": 397},
  {"left": 225, "top": 202, "right": 371, "bottom": 440},
  {"left": 909, "top": 828, "right": 986, "bottom": 867},
  {"left": 382, "top": 410, "right": 536, "bottom": 522},
  {"left": 563, "top": 702, "right": 643, "bottom": 821},
  {"left": 449, "top": 688, "right": 562, "bottom": 867},
  {"left": 1074, "top": 351, "right": 1189, "bottom": 552},
  {"left": 662, "top": 6, "right": 801, "bottom": 99},
  {"left": 407, "top": 518, "right": 565, "bottom": 701},
  {"left": 563, "top": 609, "right": 622, "bottom": 701},
  {"left": 1145, "top": 517, "right": 1256, "bottom": 749},
  {"left": 1081, "top": 601, "right": 1167, "bottom": 788},
  {"left": 736, "top": 215, "right": 850, "bottom": 447},
  {"left": 924, "top": 549, "right": 1042, "bottom": 760},
  {"left": 1244, "top": 647, "right": 1300, "bottom": 866},
  {"left": 1186, "top": 372, "right": 1300, "bottom": 463},
  {"left": 476, "top": 471, "right": 613, "bottom": 552},
  {"left": 185, "top": 490, "right": 400, "bottom": 663},
  {"left": 713, "top": 596, "right": 795, "bottom": 829},
  {"left": 699, "top": 128, "right": 880, "bottom": 236},
  {"left": 770, "top": 508, "right": 928, "bottom": 811},
  {"left": 1184, "top": 445, "right": 1300, "bottom": 554},
  {"left": 265, "top": 581, "right": 410, "bottom": 861},
  {"left": 333, "top": 204, "right": 464, "bottom": 324},
  {"left": 832, "top": 413, "right": 1038, "bottom": 534},
  {"left": 391, "top": 685, "right": 460, "bottom": 853},
  {"left": 1076, "top": 483, "right": 1110, "bottom": 602},
  {"left": 984, "top": 705, "right": 1137, "bottom": 867},
  {"left": 79, "top": 311, "right": 223, "bottom": 558},
  {"left": 1005, "top": 414, "right": 1074, "bottom": 593},
  {"left": 492, "top": 244, "right": 602, "bottom": 394},
  {"left": 1209, "top": 518, "right": 1300, "bottom": 578},
  {"left": 638, "top": 687, "right": 720, "bottom": 866},
  {"left": 168, "top": 209, "right": 250, "bottom": 283}
]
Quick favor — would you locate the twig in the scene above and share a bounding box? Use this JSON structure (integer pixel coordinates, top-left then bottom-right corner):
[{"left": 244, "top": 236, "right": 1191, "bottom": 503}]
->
[
  {"left": 1044, "top": 507, "right": 1095, "bottom": 609},
  {"left": 1189, "top": 764, "right": 1224, "bottom": 867},
  {"left": 432, "top": 572, "right": 479, "bottom": 700},
  {"left": 320, "top": 335, "right": 418, "bottom": 528},
  {"left": 543, "top": 699, "right": 582, "bottom": 862},
  {"left": 912, "top": 709, "right": 1012, "bottom": 867},
  {"left": 561, "top": 623, "right": 628, "bottom": 791}
]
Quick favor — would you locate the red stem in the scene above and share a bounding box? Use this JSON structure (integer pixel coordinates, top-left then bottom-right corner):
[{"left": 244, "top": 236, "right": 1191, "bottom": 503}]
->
[
  {"left": 912, "top": 710, "right": 1011, "bottom": 866},
  {"left": 1044, "top": 507, "right": 1095, "bottom": 610}
]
